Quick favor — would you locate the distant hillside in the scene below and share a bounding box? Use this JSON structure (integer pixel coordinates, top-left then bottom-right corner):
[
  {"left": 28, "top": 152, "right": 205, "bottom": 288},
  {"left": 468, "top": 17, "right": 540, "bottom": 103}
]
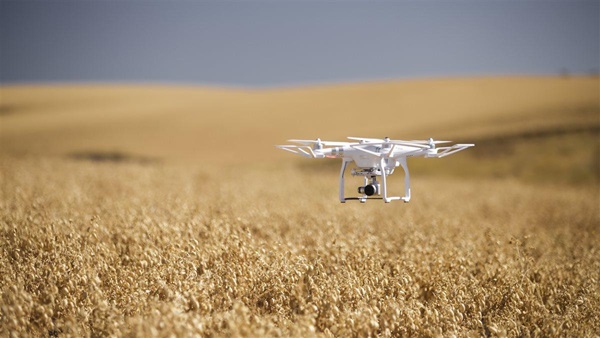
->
[{"left": 1, "top": 76, "right": 598, "bottom": 184}]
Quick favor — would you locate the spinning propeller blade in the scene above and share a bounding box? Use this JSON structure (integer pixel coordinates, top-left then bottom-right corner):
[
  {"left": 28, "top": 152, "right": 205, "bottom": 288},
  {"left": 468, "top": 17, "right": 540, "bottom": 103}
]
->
[
  {"left": 347, "top": 137, "right": 384, "bottom": 143},
  {"left": 349, "top": 137, "right": 431, "bottom": 149},
  {"left": 349, "top": 136, "right": 451, "bottom": 149},
  {"left": 288, "top": 139, "right": 351, "bottom": 146},
  {"left": 407, "top": 140, "right": 451, "bottom": 144},
  {"left": 388, "top": 141, "right": 430, "bottom": 149}
]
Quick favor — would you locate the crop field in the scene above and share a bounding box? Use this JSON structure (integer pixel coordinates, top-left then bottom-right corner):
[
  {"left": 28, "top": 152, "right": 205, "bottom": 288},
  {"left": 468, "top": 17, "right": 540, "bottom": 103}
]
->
[{"left": 1, "top": 76, "right": 599, "bottom": 337}]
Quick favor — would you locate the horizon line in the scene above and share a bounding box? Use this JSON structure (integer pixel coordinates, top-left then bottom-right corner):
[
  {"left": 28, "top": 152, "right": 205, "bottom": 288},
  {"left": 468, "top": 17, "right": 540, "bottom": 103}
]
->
[{"left": 2, "top": 72, "right": 598, "bottom": 91}]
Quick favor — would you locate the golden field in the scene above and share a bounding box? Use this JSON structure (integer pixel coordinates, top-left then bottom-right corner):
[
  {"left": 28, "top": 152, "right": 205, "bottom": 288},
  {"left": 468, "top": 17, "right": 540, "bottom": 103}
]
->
[{"left": 1, "top": 76, "right": 599, "bottom": 337}]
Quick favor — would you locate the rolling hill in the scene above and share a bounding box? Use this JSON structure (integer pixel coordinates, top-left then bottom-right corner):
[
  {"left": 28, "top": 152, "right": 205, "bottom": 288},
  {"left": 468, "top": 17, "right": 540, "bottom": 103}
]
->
[{"left": 1, "top": 75, "right": 598, "bottom": 184}]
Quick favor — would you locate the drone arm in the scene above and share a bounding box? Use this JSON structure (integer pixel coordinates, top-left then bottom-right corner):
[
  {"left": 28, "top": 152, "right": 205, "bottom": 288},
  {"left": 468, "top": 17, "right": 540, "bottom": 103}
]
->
[
  {"left": 395, "top": 148, "right": 425, "bottom": 158},
  {"left": 386, "top": 144, "right": 396, "bottom": 157},
  {"left": 350, "top": 144, "right": 381, "bottom": 157},
  {"left": 276, "top": 145, "right": 316, "bottom": 158},
  {"left": 277, "top": 146, "right": 312, "bottom": 158},
  {"left": 296, "top": 147, "right": 311, "bottom": 157},
  {"left": 429, "top": 144, "right": 475, "bottom": 158},
  {"left": 298, "top": 146, "right": 319, "bottom": 158}
]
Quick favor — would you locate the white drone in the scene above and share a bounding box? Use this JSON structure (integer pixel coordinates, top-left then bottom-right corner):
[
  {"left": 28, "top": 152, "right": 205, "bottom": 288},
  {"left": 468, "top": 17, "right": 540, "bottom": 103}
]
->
[{"left": 277, "top": 137, "right": 474, "bottom": 203}]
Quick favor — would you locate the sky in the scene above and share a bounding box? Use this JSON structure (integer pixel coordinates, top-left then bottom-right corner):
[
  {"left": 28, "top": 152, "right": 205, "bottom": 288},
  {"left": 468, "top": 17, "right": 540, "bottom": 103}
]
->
[{"left": 1, "top": 1, "right": 598, "bottom": 87}]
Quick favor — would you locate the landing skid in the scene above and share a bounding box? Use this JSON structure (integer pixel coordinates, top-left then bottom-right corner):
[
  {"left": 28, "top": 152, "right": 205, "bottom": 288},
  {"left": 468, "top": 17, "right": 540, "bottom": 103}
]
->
[{"left": 341, "top": 197, "right": 410, "bottom": 203}]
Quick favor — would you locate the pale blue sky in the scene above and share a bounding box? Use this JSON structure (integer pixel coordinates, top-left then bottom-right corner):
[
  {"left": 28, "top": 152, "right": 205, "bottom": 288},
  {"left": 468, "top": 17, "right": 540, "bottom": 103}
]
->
[{"left": 1, "top": 1, "right": 598, "bottom": 87}]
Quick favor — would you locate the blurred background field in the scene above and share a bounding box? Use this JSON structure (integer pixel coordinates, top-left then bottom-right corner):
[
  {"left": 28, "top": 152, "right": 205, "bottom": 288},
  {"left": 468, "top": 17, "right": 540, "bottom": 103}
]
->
[{"left": 2, "top": 75, "right": 598, "bottom": 184}]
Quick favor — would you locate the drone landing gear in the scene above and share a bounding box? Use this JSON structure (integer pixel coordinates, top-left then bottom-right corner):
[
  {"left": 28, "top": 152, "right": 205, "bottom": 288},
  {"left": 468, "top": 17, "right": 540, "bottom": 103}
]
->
[
  {"left": 339, "top": 160, "right": 350, "bottom": 203},
  {"left": 338, "top": 158, "right": 411, "bottom": 203},
  {"left": 383, "top": 157, "right": 411, "bottom": 203}
]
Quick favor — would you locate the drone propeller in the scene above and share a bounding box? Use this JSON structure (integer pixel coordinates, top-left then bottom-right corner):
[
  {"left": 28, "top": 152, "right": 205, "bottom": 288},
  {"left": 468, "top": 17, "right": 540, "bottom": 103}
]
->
[
  {"left": 347, "top": 136, "right": 385, "bottom": 143},
  {"left": 349, "top": 136, "right": 450, "bottom": 144},
  {"left": 396, "top": 138, "right": 451, "bottom": 149},
  {"left": 407, "top": 140, "right": 451, "bottom": 144},
  {"left": 288, "top": 139, "right": 351, "bottom": 146},
  {"left": 350, "top": 137, "right": 424, "bottom": 149},
  {"left": 388, "top": 141, "right": 430, "bottom": 149},
  {"left": 349, "top": 136, "right": 451, "bottom": 149}
]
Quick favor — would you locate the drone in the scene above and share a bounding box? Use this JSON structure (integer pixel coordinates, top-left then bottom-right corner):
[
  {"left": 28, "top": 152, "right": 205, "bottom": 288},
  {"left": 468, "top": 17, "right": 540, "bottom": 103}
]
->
[{"left": 277, "top": 137, "right": 474, "bottom": 203}]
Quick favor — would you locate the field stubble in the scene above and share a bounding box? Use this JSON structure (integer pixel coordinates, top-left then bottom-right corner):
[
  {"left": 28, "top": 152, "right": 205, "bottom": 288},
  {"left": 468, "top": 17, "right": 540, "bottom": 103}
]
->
[
  {"left": 1, "top": 76, "right": 599, "bottom": 336},
  {"left": 1, "top": 156, "right": 598, "bottom": 337}
]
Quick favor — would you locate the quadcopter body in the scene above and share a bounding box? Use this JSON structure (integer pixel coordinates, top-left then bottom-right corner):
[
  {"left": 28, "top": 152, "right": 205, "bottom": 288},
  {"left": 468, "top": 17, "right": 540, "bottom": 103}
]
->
[{"left": 277, "top": 137, "right": 474, "bottom": 203}]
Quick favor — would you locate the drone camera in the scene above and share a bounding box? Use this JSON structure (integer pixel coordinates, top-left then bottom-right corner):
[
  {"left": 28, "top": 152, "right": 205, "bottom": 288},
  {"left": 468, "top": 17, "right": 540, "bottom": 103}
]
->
[{"left": 358, "top": 184, "right": 379, "bottom": 196}]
